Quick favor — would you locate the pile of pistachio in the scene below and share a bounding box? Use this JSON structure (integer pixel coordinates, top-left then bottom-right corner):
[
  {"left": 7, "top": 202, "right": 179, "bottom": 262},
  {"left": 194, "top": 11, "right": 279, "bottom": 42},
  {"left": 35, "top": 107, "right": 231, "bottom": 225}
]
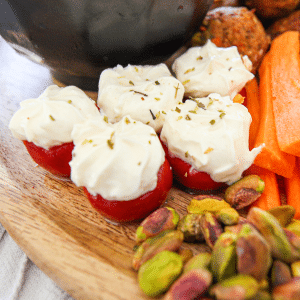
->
[{"left": 132, "top": 175, "right": 300, "bottom": 299}]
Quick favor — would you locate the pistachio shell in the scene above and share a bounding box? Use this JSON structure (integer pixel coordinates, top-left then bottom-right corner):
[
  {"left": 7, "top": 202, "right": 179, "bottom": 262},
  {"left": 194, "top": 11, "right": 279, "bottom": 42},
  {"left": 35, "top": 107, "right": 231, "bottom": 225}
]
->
[
  {"left": 177, "top": 214, "right": 204, "bottom": 243},
  {"left": 138, "top": 250, "right": 183, "bottom": 297}
]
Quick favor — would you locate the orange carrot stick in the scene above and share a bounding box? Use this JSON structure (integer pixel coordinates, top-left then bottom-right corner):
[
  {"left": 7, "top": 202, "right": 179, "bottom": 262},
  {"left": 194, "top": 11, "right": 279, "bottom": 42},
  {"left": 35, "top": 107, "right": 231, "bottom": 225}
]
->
[
  {"left": 244, "top": 164, "right": 281, "bottom": 211},
  {"left": 285, "top": 158, "right": 300, "bottom": 220},
  {"left": 253, "top": 52, "right": 295, "bottom": 178},
  {"left": 245, "top": 78, "right": 260, "bottom": 150},
  {"left": 269, "top": 31, "right": 300, "bottom": 157}
]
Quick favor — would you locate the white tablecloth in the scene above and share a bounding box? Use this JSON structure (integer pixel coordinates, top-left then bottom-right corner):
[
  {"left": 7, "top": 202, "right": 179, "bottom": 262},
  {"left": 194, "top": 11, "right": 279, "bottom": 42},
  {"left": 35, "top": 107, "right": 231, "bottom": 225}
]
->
[
  {"left": 0, "top": 223, "right": 74, "bottom": 300},
  {"left": 0, "top": 35, "right": 75, "bottom": 300}
]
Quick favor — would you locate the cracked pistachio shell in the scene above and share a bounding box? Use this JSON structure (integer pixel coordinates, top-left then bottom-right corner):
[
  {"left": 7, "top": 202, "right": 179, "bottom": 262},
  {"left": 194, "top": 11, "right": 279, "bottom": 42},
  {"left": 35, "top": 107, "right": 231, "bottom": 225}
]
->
[
  {"left": 225, "top": 175, "right": 265, "bottom": 210},
  {"left": 135, "top": 207, "right": 180, "bottom": 244},
  {"left": 200, "top": 212, "right": 224, "bottom": 249},
  {"left": 138, "top": 250, "right": 183, "bottom": 297},
  {"left": 267, "top": 205, "right": 296, "bottom": 228},
  {"left": 210, "top": 274, "right": 259, "bottom": 300},
  {"left": 247, "top": 207, "right": 296, "bottom": 263},
  {"left": 177, "top": 214, "right": 204, "bottom": 243},
  {"left": 183, "top": 252, "right": 211, "bottom": 274},
  {"left": 211, "top": 231, "right": 238, "bottom": 282},
  {"left": 133, "top": 229, "right": 184, "bottom": 270},
  {"left": 187, "top": 198, "right": 231, "bottom": 215},
  {"left": 236, "top": 224, "right": 272, "bottom": 281}
]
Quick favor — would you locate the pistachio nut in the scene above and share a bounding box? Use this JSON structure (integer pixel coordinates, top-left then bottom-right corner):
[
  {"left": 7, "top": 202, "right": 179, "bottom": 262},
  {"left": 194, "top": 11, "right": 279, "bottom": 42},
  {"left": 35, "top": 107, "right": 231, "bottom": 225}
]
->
[
  {"left": 211, "top": 231, "right": 238, "bottom": 282},
  {"left": 267, "top": 205, "right": 296, "bottom": 228},
  {"left": 272, "top": 277, "right": 300, "bottom": 300},
  {"left": 270, "top": 260, "right": 292, "bottom": 288},
  {"left": 138, "top": 250, "right": 183, "bottom": 297},
  {"left": 183, "top": 252, "right": 211, "bottom": 274},
  {"left": 178, "top": 248, "right": 194, "bottom": 265},
  {"left": 133, "top": 229, "right": 184, "bottom": 270},
  {"left": 284, "top": 228, "right": 300, "bottom": 258},
  {"left": 187, "top": 197, "right": 231, "bottom": 215},
  {"left": 291, "top": 260, "right": 300, "bottom": 277},
  {"left": 135, "top": 207, "right": 180, "bottom": 244},
  {"left": 177, "top": 214, "right": 204, "bottom": 243},
  {"left": 286, "top": 219, "right": 300, "bottom": 237},
  {"left": 236, "top": 224, "right": 272, "bottom": 281},
  {"left": 216, "top": 207, "right": 240, "bottom": 226},
  {"left": 164, "top": 268, "right": 212, "bottom": 300},
  {"left": 247, "top": 207, "right": 297, "bottom": 263},
  {"left": 224, "top": 175, "right": 265, "bottom": 210},
  {"left": 200, "top": 212, "right": 224, "bottom": 249},
  {"left": 209, "top": 274, "right": 259, "bottom": 300}
]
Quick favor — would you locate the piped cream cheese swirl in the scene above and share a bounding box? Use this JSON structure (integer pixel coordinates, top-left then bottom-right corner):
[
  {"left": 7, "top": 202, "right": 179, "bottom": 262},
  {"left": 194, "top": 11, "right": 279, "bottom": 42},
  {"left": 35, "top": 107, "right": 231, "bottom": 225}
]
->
[
  {"left": 97, "top": 63, "right": 184, "bottom": 132},
  {"left": 9, "top": 85, "right": 100, "bottom": 149},
  {"left": 70, "top": 116, "right": 165, "bottom": 200},
  {"left": 160, "top": 93, "right": 262, "bottom": 185},
  {"left": 172, "top": 40, "right": 254, "bottom": 100}
]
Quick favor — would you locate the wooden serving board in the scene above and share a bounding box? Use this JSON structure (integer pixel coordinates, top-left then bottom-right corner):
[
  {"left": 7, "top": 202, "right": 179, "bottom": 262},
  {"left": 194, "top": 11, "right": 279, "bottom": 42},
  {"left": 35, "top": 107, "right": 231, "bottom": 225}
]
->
[{"left": 0, "top": 36, "right": 200, "bottom": 300}]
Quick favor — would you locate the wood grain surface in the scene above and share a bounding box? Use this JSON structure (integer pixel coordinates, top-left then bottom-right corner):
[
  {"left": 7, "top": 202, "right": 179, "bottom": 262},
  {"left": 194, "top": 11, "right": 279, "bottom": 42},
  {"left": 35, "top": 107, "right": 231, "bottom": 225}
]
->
[{"left": 0, "top": 37, "right": 202, "bottom": 300}]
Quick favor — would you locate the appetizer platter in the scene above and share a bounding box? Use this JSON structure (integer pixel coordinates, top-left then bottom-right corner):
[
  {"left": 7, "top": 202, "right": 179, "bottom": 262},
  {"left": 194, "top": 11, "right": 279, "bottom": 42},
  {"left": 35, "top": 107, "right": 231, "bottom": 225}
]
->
[{"left": 2, "top": 1, "right": 300, "bottom": 299}]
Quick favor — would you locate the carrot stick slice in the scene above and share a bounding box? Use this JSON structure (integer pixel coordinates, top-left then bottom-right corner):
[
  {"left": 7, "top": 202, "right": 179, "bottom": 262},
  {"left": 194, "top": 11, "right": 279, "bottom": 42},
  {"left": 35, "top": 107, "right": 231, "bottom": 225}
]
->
[
  {"left": 244, "top": 164, "right": 281, "bottom": 210},
  {"left": 269, "top": 31, "right": 300, "bottom": 157},
  {"left": 253, "top": 52, "right": 295, "bottom": 178},
  {"left": 285, "top": 158, "right": 300, "bottom": 220},
  {"left": 245, "top": 78, "right": 260, "bottom": 150}
]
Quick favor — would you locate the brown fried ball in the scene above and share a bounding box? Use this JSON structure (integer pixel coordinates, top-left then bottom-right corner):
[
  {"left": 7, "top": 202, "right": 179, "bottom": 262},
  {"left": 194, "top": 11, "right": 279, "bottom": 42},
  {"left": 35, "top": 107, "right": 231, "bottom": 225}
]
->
[
  {"left": 267, "top": 10, "right": 300, "bottom": 40},
  {"left": 245, "top": 0, "right": 300, "bottom": 19},
  {"left": 190, "top": 7, "right": 270, "bottom": 73}
]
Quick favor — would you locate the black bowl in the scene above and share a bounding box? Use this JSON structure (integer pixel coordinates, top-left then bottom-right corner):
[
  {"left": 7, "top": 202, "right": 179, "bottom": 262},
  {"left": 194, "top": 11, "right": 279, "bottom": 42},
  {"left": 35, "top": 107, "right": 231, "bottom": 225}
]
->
[{"left": 0, "top": 0, "right": 213, "bottom": 90}]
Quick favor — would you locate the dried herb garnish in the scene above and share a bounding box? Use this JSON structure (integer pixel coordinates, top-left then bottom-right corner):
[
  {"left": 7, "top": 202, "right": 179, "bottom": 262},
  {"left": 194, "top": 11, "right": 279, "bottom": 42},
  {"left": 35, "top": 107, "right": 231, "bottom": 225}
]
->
[
  {"left": 219, "top": 112, "right": 226, "bottom": 119},
  {"left": 175, "top": 107, "right": 181, "bottom": 113},
  {"left": 204, "top": 147, "right": 214, "bottom": 154},
  {"left": 182, "top": 79, "right": 190, "bottom": 85},
  {"left": 174, "top": 83, "right": 180, "bottom": 99},
  {"left": 103, "top": 116, "right": 108, "bottom": 123},
  {"left": 184, "top": 67, "right": 195, "bottom": 74},
  {"left": 155, "top": 80, "right": 160, "bottom": 85},
  {"left": 49, "top": 115, "right": 55, "bottom": 121},
  {"left": 197, "top": 56, "right": 203, "bottom": 60},
  {"left": 185, "top": 115, "right": 191, "bottom": 120},
  {"left": 129, "top": 90, "right": 148, "bottom": 97},
  {"left": 68, "top": 100, "right": 72, "bottom": 104},
  {"left": 129, "top": 80, "right": 134, "bottom": 86},
  {"left": 150, "top": 109, "right": 156, "bottom": 120},
  {"left": 210, "top": 119, "right": 216, "bottom": 125},
  {"left": 82, "top": 139, "right": 93, "bottom": 145}
]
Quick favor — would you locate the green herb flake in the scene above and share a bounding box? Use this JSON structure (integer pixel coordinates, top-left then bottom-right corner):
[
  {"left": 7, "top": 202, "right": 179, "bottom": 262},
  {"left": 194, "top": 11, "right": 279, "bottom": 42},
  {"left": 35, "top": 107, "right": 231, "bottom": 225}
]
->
[
  {"left": 185, "top": 114, "right": 191, "bottom": 120},
  {"left": 197, "top": 101, "right": 206, "bottom": 109},
  {"left": 148, "top": 140, "right": 151, "bottom": 144},
  {"left": 82, "top": 139, "right": 93, "bottom": 145},
  {"left": 49, "top": 115, "right": 55, "bottom": 121},
  {"left": 125, "top": 117, "right": 130, "bottom": 124},
  {"left": 188, "top": 110, "right": 197, "bottom": 114},
  {"left": 107, "top": 139, "right": 114, "bottom": 149},
  {"left": 197, "top": 56, "right": 203, "bottom": 60},
  {"left": 184, "top": 67, "right": 195, "bottom": 74},
  {"left": 219, "top": 112, "right": 226, "bottom": 119},
  {"left": 182, "top": 79, "right": 190, "bottom": 85},
  {"left": 134, "top": 66, "right": 139, "bottom": 72},
  {"left": 103, "top": 116, "right": 108, "bottom": 123},
  {"left": 67, "top": 100, "right": 72, "bottom": 104},
  {"left": 174, "top": 83, "right": 180, "bottom": 99},
  {"left": 129, "top": 80, "right": 134, "bottom": 86},
  {"left": 175, "top": 107, "right": 181, "bottom": 113},
  {"left": 155, "top": 80, "right": 160, "bottom": 85},
  {"left": 210, "top": 119, "right": 216, "bottom": 125},
  {"left": 155, "top": 97, "right": 160, "bottom": 101},
  {"left": 177, "top": 116, "right": 183, "bottom": 121},
  {"left": 185, "top": 151, "right": 189, "bottom": 158}
]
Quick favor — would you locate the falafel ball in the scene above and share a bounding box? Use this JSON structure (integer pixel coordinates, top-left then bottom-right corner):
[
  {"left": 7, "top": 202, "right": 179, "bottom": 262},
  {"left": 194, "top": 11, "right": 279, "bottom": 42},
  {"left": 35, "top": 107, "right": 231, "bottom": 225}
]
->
[
  {"left": 267, "top": 10, "right": 300, "bottom": 40},
  {"left": 245, "top": 0, "right": 300, "bottom": 20},
  {"left": 191, "top": 7, "right": 270, "bottom": 73}
]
